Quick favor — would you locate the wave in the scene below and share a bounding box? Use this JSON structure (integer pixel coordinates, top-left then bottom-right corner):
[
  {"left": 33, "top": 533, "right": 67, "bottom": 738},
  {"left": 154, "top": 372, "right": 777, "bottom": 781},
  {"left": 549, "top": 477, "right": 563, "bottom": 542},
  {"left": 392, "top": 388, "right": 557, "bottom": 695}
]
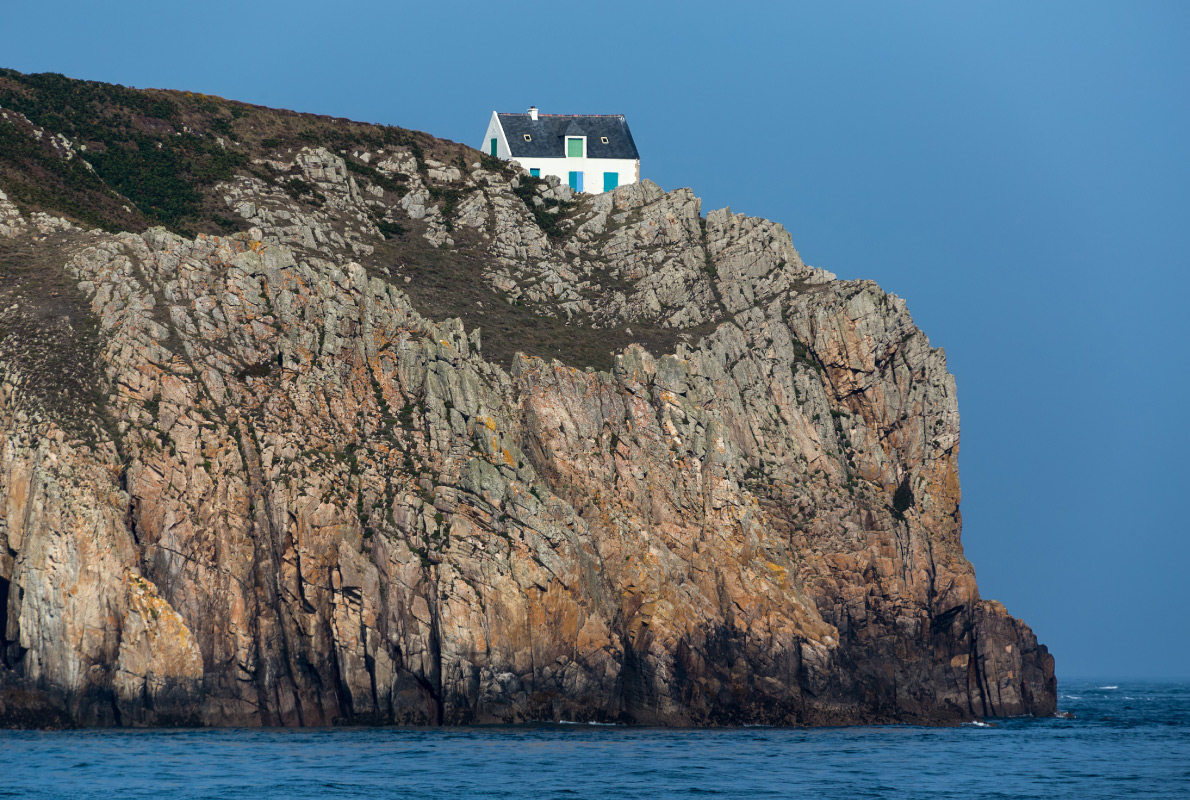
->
[{"left": 1098, "top": 685, "right": 1119, "bottom": 690}]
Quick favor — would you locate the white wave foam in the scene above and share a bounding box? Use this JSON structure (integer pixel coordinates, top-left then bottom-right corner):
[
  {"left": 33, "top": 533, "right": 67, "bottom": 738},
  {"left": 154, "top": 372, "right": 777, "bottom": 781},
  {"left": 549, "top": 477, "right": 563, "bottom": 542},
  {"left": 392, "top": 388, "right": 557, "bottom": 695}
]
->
[{"left": 1098, "top": 685, "right": 1119, "bottom": 690}]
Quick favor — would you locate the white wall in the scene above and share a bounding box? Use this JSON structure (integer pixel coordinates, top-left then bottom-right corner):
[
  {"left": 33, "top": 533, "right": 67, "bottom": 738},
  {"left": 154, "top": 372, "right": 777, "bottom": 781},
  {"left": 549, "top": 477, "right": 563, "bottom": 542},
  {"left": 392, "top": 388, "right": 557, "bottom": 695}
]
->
[
  {"left": 511, "top": 156, "right": 640, "bottom": 195},
  {"left": 479, "top": 112, "right": 511, "bottom": 159}
]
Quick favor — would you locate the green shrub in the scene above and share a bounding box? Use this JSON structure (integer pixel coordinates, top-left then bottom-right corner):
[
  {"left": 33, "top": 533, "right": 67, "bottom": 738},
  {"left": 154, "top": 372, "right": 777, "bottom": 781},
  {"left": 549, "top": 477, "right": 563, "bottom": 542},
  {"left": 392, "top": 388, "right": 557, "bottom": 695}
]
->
[
  {"left": 283, "top": 176, "right": 325, "bottom": 206},
  {"left": 511, "top": 175, "right": 575, "bottom": 240},
  {"left": 375, "top": 218, "right": 406, "bottom": 240},
  {"left": 343, "top": 156, "right": 403, "bottom": 192}
]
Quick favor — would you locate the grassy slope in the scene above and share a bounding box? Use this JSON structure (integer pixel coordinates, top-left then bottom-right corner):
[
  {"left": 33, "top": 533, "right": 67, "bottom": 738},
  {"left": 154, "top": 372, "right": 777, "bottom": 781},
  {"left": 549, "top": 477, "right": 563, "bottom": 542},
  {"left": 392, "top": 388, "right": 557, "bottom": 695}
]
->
[
  {"left": 0, "top": 230, "right": 111, "bottom": 441},
  {"left": 0, "top": 69, "right": 719, "bottom": 379},
  {"left": 0, "top": 68, "right": 447, "bottom": 236}
]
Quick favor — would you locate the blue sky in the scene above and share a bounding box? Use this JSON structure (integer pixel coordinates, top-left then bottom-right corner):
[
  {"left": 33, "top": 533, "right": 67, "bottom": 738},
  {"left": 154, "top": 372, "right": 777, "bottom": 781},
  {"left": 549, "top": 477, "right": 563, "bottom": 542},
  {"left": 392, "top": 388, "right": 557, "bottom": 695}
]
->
[{"left": 5, "top": 1, "right": 1188, "bottom": 679}]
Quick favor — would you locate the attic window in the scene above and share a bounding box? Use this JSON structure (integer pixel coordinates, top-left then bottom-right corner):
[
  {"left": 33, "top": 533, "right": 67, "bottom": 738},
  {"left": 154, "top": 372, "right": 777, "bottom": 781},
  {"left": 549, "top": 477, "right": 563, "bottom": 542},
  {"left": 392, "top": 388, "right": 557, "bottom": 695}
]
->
[
  {"left": 523, "top": 134, "right": 532, "bottom": 141},
  {"left": 600, "top": 136, "right": 609, "bottom": 144}
]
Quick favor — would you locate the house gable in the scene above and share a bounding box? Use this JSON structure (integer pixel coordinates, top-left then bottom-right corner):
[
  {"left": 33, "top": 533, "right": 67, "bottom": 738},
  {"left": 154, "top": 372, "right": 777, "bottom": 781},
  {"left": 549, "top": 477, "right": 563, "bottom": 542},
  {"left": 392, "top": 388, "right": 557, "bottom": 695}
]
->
[{"left": 481, "top": 111, "right": 512, "bottom": 159}]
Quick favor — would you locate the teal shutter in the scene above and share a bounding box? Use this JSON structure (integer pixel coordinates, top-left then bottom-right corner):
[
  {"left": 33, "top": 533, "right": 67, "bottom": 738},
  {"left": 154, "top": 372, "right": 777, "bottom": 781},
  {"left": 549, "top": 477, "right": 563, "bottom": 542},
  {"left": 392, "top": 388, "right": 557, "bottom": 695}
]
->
[
  {"left": 490, "top": 138, "right": 497, "bottom": 157},
  {"left": 568, "top": 171, "right": 579, "bottom": 190},
  {"left": 603, "top": 172, "right": 618, "bottom": 192},
  {"left": 530, "top": 168, "right": 540, "bottom": 177},
  {"left": 567, "top": 137, "right": 583, "bottom": 158}
]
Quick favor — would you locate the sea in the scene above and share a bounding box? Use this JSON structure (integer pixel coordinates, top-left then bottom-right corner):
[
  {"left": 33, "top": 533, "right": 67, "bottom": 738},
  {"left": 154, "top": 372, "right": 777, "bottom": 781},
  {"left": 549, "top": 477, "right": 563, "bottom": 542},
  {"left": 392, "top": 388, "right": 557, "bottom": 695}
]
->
[{"left": 0, "top": 680, "right": 1185, "bottom": 799}]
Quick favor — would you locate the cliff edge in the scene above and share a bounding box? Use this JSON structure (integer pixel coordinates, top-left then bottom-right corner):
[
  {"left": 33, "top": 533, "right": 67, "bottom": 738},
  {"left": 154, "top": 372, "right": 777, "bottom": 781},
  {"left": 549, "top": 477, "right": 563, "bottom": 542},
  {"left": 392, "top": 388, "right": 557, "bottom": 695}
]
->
[{"left": 0, "top": 70, "right": 1054, "bottom": 726}]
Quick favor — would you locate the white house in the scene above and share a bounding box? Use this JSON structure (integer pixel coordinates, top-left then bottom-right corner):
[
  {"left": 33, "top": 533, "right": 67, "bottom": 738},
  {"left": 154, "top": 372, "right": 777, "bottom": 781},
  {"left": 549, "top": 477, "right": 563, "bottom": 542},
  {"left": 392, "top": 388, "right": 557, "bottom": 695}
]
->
[{"left": 480, "top": 107, "right": 640, "bottom": 194}]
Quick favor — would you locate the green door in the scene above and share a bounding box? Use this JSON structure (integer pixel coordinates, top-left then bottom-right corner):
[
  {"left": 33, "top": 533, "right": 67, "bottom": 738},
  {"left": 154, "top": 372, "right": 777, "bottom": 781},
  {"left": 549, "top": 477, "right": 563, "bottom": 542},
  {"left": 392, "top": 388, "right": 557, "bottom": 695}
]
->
[
  {"left": 490, "top": 138, "right": 497, "bottom": 157},
  {"left": 566, "top": 137, "right": 583, "bottom": 158},
  {"left": 603, "top": 172, "right": 619, "bottom": 192}
]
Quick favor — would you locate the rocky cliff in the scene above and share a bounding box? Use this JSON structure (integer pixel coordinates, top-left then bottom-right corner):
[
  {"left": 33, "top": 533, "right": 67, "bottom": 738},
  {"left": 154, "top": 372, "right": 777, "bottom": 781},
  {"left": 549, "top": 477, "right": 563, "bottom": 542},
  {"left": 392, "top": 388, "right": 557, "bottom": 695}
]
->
[{"left": 0, "top": 70, "right": 1054, "bottom": 727}]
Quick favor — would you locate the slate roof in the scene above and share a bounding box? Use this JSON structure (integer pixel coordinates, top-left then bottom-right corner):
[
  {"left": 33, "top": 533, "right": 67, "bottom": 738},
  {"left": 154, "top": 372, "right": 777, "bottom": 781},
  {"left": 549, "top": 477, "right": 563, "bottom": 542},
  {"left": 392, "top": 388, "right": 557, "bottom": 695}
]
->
[{"left": 497, "top": 113, "right": 639, "bottom": 160}]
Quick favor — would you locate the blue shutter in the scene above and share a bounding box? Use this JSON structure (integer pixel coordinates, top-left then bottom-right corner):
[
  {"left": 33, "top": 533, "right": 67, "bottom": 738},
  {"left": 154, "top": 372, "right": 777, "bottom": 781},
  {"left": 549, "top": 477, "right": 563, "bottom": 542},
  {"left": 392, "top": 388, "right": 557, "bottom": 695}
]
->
[
  {"left": 568, "top": 171, "right": 579, "bottom": 191},
  {"left": 530, "top": 168, "right": 540, "bottom": 177},
  {"left": 603, "top": 172, "right": 618, "bottom": 192}
]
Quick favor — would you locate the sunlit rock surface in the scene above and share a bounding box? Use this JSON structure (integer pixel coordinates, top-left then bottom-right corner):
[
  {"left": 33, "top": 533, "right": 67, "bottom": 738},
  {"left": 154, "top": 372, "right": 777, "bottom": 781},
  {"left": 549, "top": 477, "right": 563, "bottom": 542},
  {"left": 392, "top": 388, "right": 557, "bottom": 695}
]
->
[{"left": 0, "top": 74, "right": 1054, "bottom": 726}]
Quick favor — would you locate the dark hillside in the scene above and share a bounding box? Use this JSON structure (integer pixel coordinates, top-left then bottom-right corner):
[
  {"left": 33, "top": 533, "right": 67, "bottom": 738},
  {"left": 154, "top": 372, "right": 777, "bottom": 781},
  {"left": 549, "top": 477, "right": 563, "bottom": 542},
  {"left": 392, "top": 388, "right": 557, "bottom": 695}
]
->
[{"left": 0, "top": 69, "right": 450, "bottom": 236}]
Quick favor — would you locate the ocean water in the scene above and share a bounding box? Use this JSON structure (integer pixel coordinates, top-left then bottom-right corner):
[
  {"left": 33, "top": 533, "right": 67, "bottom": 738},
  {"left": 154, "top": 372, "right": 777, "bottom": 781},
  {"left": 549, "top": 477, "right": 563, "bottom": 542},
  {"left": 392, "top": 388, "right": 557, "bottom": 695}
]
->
[{"left": 0, "top": 680, "right": 1186, "bottom": 799}]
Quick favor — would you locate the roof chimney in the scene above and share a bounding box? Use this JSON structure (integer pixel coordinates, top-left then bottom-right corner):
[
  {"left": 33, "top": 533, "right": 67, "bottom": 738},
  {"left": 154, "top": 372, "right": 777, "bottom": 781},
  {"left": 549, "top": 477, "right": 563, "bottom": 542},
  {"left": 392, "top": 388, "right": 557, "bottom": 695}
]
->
[{"left": 528, "top": 106, "right": 538, "bottom": 121}]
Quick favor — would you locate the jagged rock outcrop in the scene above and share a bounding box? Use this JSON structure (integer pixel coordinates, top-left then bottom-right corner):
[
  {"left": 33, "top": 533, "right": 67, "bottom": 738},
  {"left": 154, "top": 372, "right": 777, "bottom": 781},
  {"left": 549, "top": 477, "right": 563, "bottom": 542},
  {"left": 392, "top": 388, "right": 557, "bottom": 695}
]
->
[{"left": 0, "top": 73, "right": 1054, "bottom": 727}]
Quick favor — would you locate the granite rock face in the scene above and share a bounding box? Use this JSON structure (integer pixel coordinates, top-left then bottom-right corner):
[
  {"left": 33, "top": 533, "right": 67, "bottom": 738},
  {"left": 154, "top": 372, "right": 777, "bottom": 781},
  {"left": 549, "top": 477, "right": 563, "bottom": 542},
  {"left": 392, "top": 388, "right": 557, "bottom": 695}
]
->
[{"left": 0, "top": 98, "right": 1055, "bottom": 727}]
